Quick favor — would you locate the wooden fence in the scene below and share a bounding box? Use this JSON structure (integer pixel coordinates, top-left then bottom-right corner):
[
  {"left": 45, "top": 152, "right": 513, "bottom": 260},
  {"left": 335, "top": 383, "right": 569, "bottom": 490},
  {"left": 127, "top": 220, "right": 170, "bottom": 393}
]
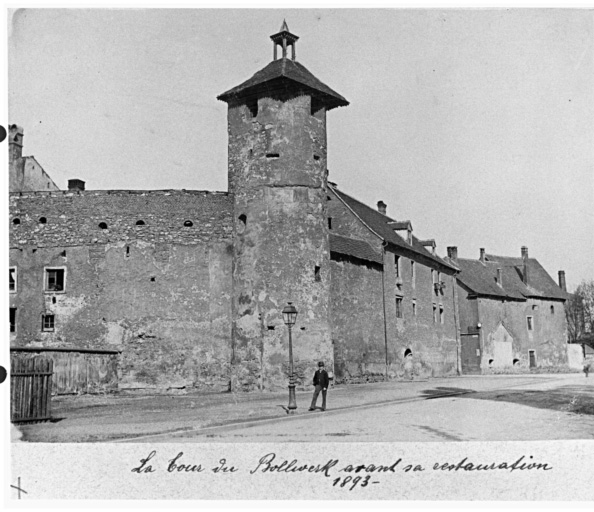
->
[
  {"left": 10, "top": 355, "right": 53, "bottom": 424},
  {"left": 11, "top": 347, "right": 119, "bottom": 395}
]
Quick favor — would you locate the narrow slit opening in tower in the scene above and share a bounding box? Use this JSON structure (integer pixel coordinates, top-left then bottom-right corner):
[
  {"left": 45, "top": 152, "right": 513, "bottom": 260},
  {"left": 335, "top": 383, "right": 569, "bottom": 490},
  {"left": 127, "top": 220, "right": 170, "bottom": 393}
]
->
[
  {"left": 266, "top": 153, "right": 280, "bottom": 159},
  {"left": 315, "top": 265, "right": 321, "bottom": 282}
]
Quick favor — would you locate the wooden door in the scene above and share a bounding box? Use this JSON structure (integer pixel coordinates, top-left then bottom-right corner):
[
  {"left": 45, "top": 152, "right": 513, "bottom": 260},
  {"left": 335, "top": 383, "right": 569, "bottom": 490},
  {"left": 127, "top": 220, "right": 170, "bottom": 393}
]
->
[{"left": 461, "top": 334, "right": 481, "bottom": 374}]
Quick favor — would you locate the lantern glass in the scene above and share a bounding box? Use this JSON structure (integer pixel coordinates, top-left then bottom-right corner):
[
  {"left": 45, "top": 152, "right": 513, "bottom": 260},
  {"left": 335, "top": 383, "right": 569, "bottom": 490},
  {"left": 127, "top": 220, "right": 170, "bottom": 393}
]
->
[{"left": 282, "top": 302, "right": 298, "bottom": 326}]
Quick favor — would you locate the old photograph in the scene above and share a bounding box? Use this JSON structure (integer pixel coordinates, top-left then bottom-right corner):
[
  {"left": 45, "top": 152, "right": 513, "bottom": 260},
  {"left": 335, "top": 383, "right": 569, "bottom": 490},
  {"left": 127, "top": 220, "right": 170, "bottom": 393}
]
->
[{"left": 4, "top": 7, "right": 594, "bottom": 501}]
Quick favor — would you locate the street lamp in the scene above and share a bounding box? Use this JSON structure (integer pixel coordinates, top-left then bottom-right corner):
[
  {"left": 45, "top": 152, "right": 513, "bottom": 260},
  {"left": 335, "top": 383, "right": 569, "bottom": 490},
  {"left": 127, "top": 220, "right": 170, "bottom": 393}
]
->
[{"left": 282, "top": 302, "right": 298, "bottom": 412}]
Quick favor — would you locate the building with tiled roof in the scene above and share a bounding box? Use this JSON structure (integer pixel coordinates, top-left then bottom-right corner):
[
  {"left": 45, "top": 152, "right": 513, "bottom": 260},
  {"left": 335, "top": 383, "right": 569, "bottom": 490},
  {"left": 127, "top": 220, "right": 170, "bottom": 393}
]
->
[
  {"left": 445, "top": 246, "right": 569, "bottom": 374},
  {"left": 10, "top": 22, "right": 571, "bottom": 395}
]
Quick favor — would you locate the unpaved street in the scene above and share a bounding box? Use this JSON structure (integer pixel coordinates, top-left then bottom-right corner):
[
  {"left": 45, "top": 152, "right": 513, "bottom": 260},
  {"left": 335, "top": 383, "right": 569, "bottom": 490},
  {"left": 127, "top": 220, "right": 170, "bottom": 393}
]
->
[{"left": 165, "top": 376, "right": 594, "bottom": 443}]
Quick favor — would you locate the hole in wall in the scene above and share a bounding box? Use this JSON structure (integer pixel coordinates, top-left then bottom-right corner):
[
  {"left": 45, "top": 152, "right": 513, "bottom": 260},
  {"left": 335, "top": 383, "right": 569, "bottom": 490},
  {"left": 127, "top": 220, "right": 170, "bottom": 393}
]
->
[
  {"left": 513, "top": 359, "right": 519, "bottom": 366},
  {"left": 12, "top": 218, "right": 20, "bottom": 225},
  {"left": 126, "top": 246, "right": 130, "bottom": 257},
  {"left": 39, "top": 217, "right": 47, "bottom": 224},
  {"left": 52, "top": 297, "right": 56, "bottom": 304},
  {"left": 313, "top": 154, "right": 320, "bottom": 161},
  {"left": 300, "top": 327, "right": 306, "bottom": 331},
  {"left": 150, "top": 277, "right": 155, "bottom": 282},
  {"left": 488, "top": 359, "right": 494, "bottom": 366},
  {"left": 98, "top": 222, "right": 108, "bottom": 230},
  {"left": 60, "top": 250, "right": 66, "bottom": 257},
  {"left": 327, "top": 218, "right": 332, "bottom": 230},
  {"left": 266, "top": 153, "right": 280, "bottom": 159},
  {"left": 184, "top": 220, "right": 193, "bottom": 227},
  {"left": 314, "top": 266, "right": 321, "bottom": 282},
  {"left": 136, "top": 220, "right": 145, "bottom": 226},
  {"left": 267, "top": 325, "right": 275, "bottom": 331}
]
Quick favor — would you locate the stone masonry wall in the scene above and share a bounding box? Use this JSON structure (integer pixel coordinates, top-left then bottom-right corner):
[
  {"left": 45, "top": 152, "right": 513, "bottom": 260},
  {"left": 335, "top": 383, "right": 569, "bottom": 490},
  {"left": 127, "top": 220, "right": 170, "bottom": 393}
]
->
[
  {"left": 478, "top": 297, "right": 568, "bottom": 370},
  {"left": 9, "top": 190, "right": 234, "bottom": 391},
  {"left": 227, "top": 95, "right": 333, "bottom": 391}
]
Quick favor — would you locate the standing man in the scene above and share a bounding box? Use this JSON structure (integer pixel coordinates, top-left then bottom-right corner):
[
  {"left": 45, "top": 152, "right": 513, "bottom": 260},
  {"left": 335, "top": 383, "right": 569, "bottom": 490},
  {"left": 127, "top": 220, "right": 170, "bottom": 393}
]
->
[{"left": 309, "top": 361, "right": 330, "bottom": 411}]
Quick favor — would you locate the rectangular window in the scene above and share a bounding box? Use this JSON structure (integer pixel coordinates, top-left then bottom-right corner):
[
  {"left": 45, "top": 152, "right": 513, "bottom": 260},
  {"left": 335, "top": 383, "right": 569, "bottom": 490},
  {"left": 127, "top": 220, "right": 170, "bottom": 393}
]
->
[
  {"left": 314, "top": 266, "right": 321, "bottom": 282},
  {"left": 410, "top": 261, "right": 415, "bottom": 289},
  {"left": 526, "top": 316, "right": 533, "bottom": 331},
  {"left": 42, "top": 314, "right": 55, "bottom": 332},
  {"left": 396, "top": 297, "right": 403, "bottom": 318},
  {"left": 328, "top": 218, "right": 332, "bottom": 230},
  {"left": 395, "top": 256, "right": 400, "bottom": 278},
  {"left": 9, "top": 267, "right": 16, "bottom": 292},
  {"left": 412, "top": 300, "right": 417, "bottom": 317},
  {"left": 45, "top": 268, "right": 65, "bottom": 292},
  {"left": 432, "top": 304, "right": 437, "bottom": 323},
  {"left": 440, "top": 305, "right": 444, "bottom": 324},
  {"left": 10, "top": 308, "right": 16, "bottom": 333}
]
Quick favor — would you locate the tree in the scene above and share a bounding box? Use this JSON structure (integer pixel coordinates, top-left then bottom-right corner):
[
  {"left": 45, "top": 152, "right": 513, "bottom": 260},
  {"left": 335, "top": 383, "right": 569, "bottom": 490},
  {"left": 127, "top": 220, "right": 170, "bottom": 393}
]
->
[{"left": 566, "top": 280, "right": 594, "bottom": 347}]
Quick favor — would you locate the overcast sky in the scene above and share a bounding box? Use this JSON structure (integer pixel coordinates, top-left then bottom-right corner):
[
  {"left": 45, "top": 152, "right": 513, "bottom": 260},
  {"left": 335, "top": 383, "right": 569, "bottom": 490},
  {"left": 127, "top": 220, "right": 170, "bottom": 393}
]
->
[{"left": 8, "top": 8, "right": 594, "bottom": 290}]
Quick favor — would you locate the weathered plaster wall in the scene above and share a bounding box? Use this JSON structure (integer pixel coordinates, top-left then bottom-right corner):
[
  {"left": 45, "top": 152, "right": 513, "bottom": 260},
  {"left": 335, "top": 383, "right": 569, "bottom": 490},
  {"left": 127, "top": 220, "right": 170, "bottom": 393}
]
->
[
  {"left": 329, "top": 254, "right": 385, "bottom": 382},
  {"left": 10, "top": 156, "right": 60, "bottom": 192},
  {"left": 9, "top": 190, "right": 233, "bottom": 391},
  {"left": 457, "top": 284, "right": 480, "bottom": 332},
  {"left": 383, "top": 251, "right": 458, "bottom": 378},
  {"left": 227, "top": 95, "right": 333, "bottom": 390},
  {"left": 327, "top": 191, "right": 457, "bottom": 379},
  {"left": 477, "top": 297, "right": 568, "bottom": 369}
]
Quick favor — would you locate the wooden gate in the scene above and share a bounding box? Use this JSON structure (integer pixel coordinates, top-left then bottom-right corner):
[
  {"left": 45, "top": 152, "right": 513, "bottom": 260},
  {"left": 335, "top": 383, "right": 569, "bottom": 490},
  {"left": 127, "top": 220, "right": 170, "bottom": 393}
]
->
[{"left": 10, "top": 356, "right": 53, "bottom": 424}]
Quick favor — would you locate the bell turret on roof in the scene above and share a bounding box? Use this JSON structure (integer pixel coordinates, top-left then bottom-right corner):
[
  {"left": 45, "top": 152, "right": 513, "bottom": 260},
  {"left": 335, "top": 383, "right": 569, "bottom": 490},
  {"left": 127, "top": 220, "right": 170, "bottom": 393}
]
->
[{"left": 217, "top": 22, "right": 349, "bottom": 111}]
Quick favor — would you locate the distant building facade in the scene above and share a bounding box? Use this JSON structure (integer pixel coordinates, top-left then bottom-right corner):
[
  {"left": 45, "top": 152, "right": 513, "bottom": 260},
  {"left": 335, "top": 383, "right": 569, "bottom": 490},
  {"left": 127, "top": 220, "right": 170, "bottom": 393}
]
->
[
  {"left": 446, "top": 246, "right": 569, "bottom": 373},
  {"left": 9, "top": 125, "right": 59, "bottom": 193}
]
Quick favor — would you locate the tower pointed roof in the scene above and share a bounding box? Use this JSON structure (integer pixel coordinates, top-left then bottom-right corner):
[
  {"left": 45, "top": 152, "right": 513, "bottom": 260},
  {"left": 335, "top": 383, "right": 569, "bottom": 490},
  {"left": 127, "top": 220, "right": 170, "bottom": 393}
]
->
[{"left": 217, "top": 24, "right": 348, "bottom": 111}]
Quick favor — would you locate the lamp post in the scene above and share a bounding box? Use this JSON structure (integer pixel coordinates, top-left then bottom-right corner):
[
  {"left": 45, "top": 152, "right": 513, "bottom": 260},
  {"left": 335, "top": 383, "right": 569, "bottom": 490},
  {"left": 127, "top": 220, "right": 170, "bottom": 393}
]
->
[{"left": 282, "top": 302, "right": 298, "bottom": 412}]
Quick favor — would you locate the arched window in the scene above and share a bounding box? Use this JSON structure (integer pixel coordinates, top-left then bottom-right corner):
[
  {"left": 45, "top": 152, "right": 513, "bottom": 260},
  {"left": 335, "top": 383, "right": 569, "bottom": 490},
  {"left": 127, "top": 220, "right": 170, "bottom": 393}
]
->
[
  {"left": 12, "top": 218, "right": 21, "bottom": 225},
  {"left": 39, "top": 217, "right": 47, "bottom": 224},
  {"left": 136, "top": 220, "right": 145, "bottom": 226},
  {"left": 183, "top": 220, "right": 193, "bottom": 227},
  {"left": 98, "top": 222, "right": 108, "bottom": 230}
]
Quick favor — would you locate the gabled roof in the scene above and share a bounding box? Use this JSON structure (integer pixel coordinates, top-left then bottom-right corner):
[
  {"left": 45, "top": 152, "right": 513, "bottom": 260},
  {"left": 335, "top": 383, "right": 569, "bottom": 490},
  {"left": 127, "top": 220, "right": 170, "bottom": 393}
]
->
[
  {"left": 486, "top": 254, "right": 569, "bottom": 301},
  {"left": 217, "top": 58, "right": 349, "bottom": 111},
  {"left": 329, "top": 185, "right": 456, "bottom": 272},
  {"left": 455, "top": 255, "right": 568, "bottom": 301},
  {"left": 329, "top": 233, "right": 382, "bottom": 264},
  {"left": 455, "top": 259, "right": 524, "bottom": 300}
]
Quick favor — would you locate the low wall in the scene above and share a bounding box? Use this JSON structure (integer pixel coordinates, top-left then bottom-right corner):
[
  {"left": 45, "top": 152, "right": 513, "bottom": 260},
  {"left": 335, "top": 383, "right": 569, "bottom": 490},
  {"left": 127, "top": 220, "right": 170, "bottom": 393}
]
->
[
  {"left": 567, "top": 343, "right": 584, "bottom": 370},
  {"left": 10, "top": 347, "right": 119, "bottom": 395}
]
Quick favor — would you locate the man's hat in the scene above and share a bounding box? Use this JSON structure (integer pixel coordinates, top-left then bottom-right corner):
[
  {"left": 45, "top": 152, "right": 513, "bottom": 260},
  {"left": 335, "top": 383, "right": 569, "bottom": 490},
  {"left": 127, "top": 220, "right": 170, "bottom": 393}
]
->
[{"left": 318, "top": 361, "right": 325, "bottom": 367}]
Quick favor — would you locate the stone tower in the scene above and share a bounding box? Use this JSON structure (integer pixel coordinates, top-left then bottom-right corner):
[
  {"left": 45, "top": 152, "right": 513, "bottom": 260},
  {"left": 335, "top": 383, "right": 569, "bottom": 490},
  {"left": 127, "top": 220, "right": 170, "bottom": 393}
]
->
[{"left": 218, "top": 22, "right": 349, "bottom": 390}]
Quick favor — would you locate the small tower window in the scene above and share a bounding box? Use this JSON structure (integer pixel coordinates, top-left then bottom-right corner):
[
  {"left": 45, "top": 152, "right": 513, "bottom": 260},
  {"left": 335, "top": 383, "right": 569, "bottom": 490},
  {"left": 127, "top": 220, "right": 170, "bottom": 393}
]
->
[
  {"left": 183, "top": 220, "right": 193, "bottom": 227},
  {"left": 550, "top": 305, "right": 555, "bottom": 314},
  {"left": 313, "top": 154, "right": 320, "bottom": 161},
  {"left": 328, "top": 218, "right": 332, "bottom": 230},
  {"left": 9, "top": 267, "right": 16, "bottom": 292},
  {"left": 136, "top": 220, "right": 145, "bottom": 226},
  {"left": 12, "top": 218, "right": 20, "bottom": 225},
  {"left": 98, "top": 222, "right": 108, "bottom": 230},
  {"left": 314, "top": 266, "right": 321, "bottom": 282},
  {"left": 42, "top": 314, "right": 55, "bottom": 332},
  {"left": 396, "top": 297, "right": 403, "bottom": 318},
  {"left": 237, "top": 214, "right": 247, "bottom": 234},
  {"left": 39, "top": 217, "right": 47, "bottom": 224},
  {"left": 266, "top": 153, "right": 280, "bottom": 159},
  {"left": 412, "top": 299, "right": 417, "bottom": 317}
]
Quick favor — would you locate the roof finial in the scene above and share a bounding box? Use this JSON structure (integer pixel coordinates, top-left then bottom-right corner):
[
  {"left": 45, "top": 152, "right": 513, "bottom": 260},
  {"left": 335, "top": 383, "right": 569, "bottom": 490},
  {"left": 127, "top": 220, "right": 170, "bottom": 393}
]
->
[{"left": 271, "top": 21, "right": 299, "bottom": 61}]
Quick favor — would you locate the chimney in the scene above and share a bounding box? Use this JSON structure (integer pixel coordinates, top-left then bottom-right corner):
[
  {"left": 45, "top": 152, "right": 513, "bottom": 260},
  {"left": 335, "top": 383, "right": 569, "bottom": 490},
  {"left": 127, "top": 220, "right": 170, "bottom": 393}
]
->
[
  {"left": 68, "top": 179, "right": 85, "bottom": 191},
  {"left": 558, "top": 270, "right": 567, "bottom": 292},
  {"left": 479, "top": 248, "right": 485, "bottom": 262},
  {"left": 447, "top": 246, "right": 458, "bottom": 262},
  {"left": 522, "top": 246, "right": 529, "bottom": 285},
  {"left": 9, "top": 124, "right": 24, "bottom": 162},
  {"left": 377, "top": 201, "right": 387, "bottom": 215},
  {"left": 496, "top": 268, "right": 503, "bottom": 287}
]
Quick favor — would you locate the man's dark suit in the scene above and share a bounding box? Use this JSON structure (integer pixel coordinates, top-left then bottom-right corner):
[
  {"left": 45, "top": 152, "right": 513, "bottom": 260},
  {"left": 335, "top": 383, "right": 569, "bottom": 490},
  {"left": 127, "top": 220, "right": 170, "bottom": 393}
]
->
[{"left": 310, "top": 369, "right": 329, "bottom": 410}]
